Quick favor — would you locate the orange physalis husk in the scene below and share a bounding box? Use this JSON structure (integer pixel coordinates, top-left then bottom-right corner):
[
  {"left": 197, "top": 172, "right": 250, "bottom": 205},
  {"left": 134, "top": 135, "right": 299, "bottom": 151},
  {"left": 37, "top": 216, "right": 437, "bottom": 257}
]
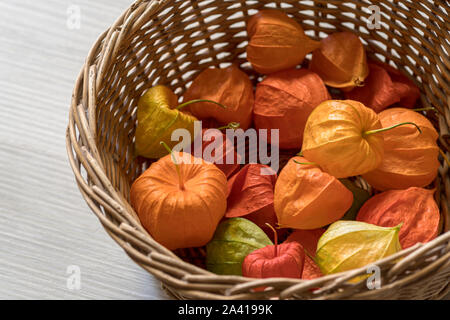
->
[
  {"left": 183, "top": 65, "right": 254, "bottom": 129},
  {"left": 345, "top": 63, "right": 400, "bottom": 113},
  {"left": 345, "top": 62, "right": 421, "bottom": 112},
  {"left": 246, "top": 9, "right": 320, "bottom": 74},
  {"left": 357, "top": 187, "right": 440, "bottom": 248},
  {"left": 274, "top": 156, "right": 353, "bottom": 229},
  {"left": 309, "top": 31, "right": 369, "bottom": 91},
  {"left": 253, "top": 69, "right": 331, "bottom": 149},
  {"left": 302, "top": 100, "right": 384, "bottom": 178},
  {"left": 362, "top": 108, "right": 439, "bottom": 191},
  {"left": 130, "top": 152, "right": 227, "bottom": 250},
  {"left": 371, "top": 60, "right": 421, "bottom": 108},
  {"left": 242, "top": 224, "right": 305, "bottom": 279},
  {"left": 226, "top": 164, "right": 287, "bottom": 241},
  {"left": 191, "top": 128, "right": 241, "bottom": 178},
  {"left": 226, "top": 164, "right": 277, "bottom": 218},
  {"left": 286, "top": 228, "right": 325, "bottom": 280}
]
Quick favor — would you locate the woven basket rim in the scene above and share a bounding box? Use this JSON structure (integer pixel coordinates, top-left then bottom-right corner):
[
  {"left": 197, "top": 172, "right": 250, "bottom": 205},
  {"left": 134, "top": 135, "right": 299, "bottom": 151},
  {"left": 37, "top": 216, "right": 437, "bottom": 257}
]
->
[{"left": 66, "top": 0, "right": 450, "bottom": 300}]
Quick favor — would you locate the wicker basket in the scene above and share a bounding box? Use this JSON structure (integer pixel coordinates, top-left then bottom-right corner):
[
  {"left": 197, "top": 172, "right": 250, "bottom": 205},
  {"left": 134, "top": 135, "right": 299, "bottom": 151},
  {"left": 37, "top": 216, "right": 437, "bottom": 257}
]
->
[{"left": 66, "top": 0, "right": 450, "bottom": 299}]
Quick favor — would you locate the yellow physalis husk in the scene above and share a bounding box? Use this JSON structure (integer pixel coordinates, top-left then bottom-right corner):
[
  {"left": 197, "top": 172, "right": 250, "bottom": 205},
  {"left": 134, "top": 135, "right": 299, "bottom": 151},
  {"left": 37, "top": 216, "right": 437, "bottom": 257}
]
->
[
  {"left": 135, "top": 85, "right": 197, "bottom": 159},
  {"left": 316, "top": 221, "right": 402, "bottom": 280}
]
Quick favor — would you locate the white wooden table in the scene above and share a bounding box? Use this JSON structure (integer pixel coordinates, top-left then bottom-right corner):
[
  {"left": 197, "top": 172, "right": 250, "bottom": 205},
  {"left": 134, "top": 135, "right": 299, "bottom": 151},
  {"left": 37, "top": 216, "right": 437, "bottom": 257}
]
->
[{"left": 0, "top": 0, "right": 169, "bottom": 299}]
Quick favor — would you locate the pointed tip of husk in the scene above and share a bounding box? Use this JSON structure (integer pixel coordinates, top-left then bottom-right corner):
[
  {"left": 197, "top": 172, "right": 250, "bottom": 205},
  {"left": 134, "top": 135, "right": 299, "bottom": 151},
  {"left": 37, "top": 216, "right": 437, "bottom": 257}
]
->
[
  {"left": 306, "top": 38, "right": 321, "bottom": 52},
  {"left": 393, "top": 222, "right": 404, "bottom": 231},
  {"left": 353, "top": 77, "right": 366, "bottom": 87}
]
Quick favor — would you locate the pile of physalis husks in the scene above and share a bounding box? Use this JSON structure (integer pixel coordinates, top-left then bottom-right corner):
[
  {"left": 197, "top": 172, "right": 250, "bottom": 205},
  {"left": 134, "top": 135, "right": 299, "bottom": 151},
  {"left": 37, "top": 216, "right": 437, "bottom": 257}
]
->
[{"left": 129, "top": 9, "right": 444, "bottom": 286}]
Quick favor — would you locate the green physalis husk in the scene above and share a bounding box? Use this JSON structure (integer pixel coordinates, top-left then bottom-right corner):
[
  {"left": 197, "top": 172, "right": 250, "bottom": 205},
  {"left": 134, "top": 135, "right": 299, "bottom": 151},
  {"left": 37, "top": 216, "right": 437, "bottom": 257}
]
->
[
  {"left": 339, "top": 179, "right": 371, "bottom": 221},
  {"left": 316, "top": 220, "right": 402, "bottom": 275},
  {"left": 206, "top": 217, "right": 273, "bottom": 275}
]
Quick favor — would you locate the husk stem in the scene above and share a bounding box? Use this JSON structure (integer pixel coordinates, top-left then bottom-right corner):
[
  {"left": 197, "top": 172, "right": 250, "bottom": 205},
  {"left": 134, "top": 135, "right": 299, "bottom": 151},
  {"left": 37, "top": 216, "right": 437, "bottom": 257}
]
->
[
  {"left": 412, "top": 107, "right": 437, "bottom": 113},
  {"left": 160, "top": 141, "right": 185, "bottom": 190},
  {"left": 394, "top": 222, "right": 403, "bottom": 230},
  {"left": 265, "top": 223, "right": 278, "bottom": 257},
  {"left": 363, "top": 122, "right": 422, "bottom": 137},
  {"left": 175, "top": 99, "right": 227, "bottom": 110},
  {"left": 217, "top": 122, "right": 240, "bottom": 130},
  {"left": 293, "top": 159, "right": 318, "bottom": 166},
  {"left": 303, "top": 248, "right": 315, "bottom": 262}
]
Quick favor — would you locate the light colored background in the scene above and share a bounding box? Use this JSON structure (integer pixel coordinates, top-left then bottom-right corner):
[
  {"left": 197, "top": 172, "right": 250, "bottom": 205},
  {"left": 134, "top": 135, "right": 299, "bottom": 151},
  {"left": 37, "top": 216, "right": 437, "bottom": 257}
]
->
[{"left": 0, "top": 0, "right": 169, "bottom": 299}]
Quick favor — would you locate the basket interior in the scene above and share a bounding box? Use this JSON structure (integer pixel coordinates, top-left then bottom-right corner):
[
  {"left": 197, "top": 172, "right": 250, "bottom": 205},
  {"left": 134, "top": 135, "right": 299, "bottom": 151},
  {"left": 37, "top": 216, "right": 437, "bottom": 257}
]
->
[{"left": 92, "top": 0, "right": 449, "bottom": 235}]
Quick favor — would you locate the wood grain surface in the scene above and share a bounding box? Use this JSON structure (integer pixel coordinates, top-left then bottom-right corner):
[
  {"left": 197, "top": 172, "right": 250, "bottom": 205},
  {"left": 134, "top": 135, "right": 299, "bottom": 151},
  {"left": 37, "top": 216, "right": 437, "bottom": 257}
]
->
[{"left": 0, "top": 0, "right": 169, "bottom": 299}]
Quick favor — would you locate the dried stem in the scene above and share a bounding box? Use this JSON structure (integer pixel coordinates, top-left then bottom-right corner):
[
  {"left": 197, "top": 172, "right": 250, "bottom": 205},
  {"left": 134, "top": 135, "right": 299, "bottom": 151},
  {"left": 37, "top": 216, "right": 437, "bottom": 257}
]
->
[
  {"left": 160, "top": 141, "right": 185, "bottom": 190},
  {"left": 175, "top": 99, "right": 227, "bottom": 110},
  {"left": 265, "top": 223, "right": 278, "bottom": 257},
  {"left": 363, "top": 122, "right": 421, "bottom": 137}
]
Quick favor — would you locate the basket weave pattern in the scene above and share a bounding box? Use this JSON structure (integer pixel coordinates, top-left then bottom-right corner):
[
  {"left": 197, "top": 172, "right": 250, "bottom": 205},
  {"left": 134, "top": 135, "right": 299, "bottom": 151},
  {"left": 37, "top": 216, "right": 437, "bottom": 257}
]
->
[{"left": 67, "top": 0, "right": 450, "bottom": 299}]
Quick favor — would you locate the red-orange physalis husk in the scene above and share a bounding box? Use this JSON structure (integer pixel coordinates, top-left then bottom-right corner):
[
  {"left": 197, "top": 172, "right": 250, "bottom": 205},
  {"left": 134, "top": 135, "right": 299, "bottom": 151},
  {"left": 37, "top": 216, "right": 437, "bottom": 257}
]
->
[
  {"left": 345, "top": 62, "right": 421, "bottom": 112},
  {"left": 286, "top": 229, "right": 325, "bottom": 280},
  {"left": 242, "top": 240, "right": 305, "bottom": 279},
  {"left": 362, "top": 108, "right": 439, "bottom": 190},
  {"left": 345, "top": 63, "right": 399, "bottom": 113},
  {"left": 372, "top": 60, "right": 421, "bottom": 108},
  {"left": 253, "top": 69, "right": 331, "bottom": 149},
  {"left": 357, "top": 187, "right": 440, "bottom": 248},
  {"left": 191, "top": 128, "right": 241, "bottom": 179},
  {"left": 226, "top": 164, "right": 287, "bottom": 241},
  {"left": 309, "top": 31, "right": 369, "bottom": 91},
  {"left": 246, "top": 9, "right": 320, "bottom": 74},
  {"left": 183, "top": 65, "right": 254, "bottom": 129}
]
